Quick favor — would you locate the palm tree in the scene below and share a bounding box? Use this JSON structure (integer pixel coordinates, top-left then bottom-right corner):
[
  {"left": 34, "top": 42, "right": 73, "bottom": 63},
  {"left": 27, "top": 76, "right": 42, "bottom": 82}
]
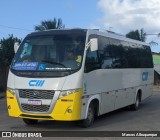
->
[
  {"left": 140, "top": 28, "right": 146, "bottom": 42},
  {"left": 126, "top": 28, "right": 146, "bottom": 42},
  {"left": 35, "top": 18, "right": 65, "bottom": 31}
]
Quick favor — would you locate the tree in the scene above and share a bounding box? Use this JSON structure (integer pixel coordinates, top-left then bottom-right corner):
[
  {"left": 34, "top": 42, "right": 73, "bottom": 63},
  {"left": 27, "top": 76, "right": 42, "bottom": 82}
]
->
[
  {"left": 35, "top": 18, "right": 65, "bottom": 31},
  {"left": 140, "top": 28, "right": 146, "bottom": 42},
  {"left": 0, "top": 34, "right": 21, "bottom": 66},
  {"left": 126, "top": 28, "right": 146, "bottom": 42}
]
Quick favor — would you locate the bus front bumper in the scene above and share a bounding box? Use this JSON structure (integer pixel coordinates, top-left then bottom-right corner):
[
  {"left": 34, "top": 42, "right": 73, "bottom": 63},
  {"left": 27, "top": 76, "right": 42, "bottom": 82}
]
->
[{"left": 7, "top": 89, "right": 82, "bottom": 121}]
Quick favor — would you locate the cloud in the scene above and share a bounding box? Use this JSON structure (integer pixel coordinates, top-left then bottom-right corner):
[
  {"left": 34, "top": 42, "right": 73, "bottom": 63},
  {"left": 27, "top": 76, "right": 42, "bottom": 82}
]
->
[
  {"left": 88, "top": 24, "right": 101, "bottom": 29},
  {"left": 97, "top": 0, "right": 160, "bottom": 36}
]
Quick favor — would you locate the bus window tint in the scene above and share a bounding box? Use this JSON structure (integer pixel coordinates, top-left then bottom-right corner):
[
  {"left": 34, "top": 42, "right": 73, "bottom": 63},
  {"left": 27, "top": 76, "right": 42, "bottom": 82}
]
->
[
  {"left": 126, "top": 43, "right": 139, "bottom": 68},
  {"left": 139, "top": 45, "right": 153, "bottom": 68},
  {"left": 85, "top": 48, "right": 100, "bottom": 72},
  {"left": 90, "top": 34, "right": 153, "bottom": 70},
  {"left": 98, "top": 36, "right": 113, "bottom": 69},
  {"left": 109, "top": 38, "right": 124, "bottom": 68},
  {"left": 120, "top": 41, "right": 129, "bottom": 68}
]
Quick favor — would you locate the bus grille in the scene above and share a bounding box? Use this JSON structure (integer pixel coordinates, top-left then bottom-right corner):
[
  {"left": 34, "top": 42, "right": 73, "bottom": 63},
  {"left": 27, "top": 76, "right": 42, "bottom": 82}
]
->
[
  {"left": 19, "top": 89, "right": 55, "bottom": 99},
  {"left": 21, "top": 104, "right": 50, "bottom": 112}
]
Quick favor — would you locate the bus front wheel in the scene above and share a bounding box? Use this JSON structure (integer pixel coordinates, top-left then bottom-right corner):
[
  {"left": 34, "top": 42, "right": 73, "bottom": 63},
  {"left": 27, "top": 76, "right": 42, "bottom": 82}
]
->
[
  {"left": 23, "top": 118, "right": 38, "bottom": 125},
  {"left": 80, "top": 103, "right": 95, "bottom": 128}
]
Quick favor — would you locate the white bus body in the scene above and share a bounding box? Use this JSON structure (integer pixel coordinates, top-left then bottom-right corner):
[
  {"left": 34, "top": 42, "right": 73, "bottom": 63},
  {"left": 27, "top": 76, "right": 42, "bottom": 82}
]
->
[{"left": 7, "top": 29, "right": 154, "bottom": 127}]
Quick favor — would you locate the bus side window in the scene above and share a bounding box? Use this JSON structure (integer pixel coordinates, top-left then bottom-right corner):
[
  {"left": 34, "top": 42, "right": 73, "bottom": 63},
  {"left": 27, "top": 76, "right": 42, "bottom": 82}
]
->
[
  {"left": 85, "top": 49, "right": 100, "bottom": 73},
  {"left": 101, "top": 48, "right": 113, "bottom": 69},
  {"left": 140, "top": 45, "right": 153, "bottom": 68},
  {"left": 98, "top": 36, "right": 113, "bottom": 69},
  {"left": 109, "top": 38, "right": 123, "bottom": 68}
]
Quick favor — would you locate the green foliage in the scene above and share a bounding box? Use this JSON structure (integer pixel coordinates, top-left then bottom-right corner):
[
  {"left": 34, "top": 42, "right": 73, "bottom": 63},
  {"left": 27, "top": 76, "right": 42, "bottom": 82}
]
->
[
  {"left": 126, "top": 28, "right": 146, "bottom": 42},
  {"left": 35, "top": 18, "right": 65, "bottom": 31},
  {"left": 153, "top": 54, "right": 160, "bottom": 65},
  {"left": 0, "top": 34, "right": 21, "bottom": 66}
]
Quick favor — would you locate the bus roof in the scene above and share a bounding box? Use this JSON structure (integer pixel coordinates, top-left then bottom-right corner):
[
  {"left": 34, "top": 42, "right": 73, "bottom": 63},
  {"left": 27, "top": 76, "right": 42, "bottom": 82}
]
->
[
  {"left": 87, "top": 29, "right": 149, "bottom": 46},
  {"left": 27, "top": 28, "right": 149, "bottom": 46},
  {"left": 27, "top": 29, "right": 87, "bottom": 37}
]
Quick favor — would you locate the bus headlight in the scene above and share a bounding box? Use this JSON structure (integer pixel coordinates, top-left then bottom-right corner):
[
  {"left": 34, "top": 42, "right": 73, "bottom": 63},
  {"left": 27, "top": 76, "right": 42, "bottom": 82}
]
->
[
  {"left": 7, "top": 88, "right": 17, "bottom": 96},
  {"left": 58, "top": 89, "right": 80, "bottom": 99}
]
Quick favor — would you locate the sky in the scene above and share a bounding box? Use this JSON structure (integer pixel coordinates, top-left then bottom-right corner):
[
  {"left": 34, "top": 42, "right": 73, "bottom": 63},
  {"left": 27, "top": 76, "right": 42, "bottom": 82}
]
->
[{"left": 0, "top": 0, "right": 160, "bottom": 52}]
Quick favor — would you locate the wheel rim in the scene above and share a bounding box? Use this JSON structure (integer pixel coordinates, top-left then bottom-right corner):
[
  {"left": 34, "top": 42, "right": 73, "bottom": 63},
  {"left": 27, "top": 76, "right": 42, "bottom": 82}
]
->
[
  {"left": 87, "top": 107, "right": 93, "bottom": 123},
  {"left": 136, "top": 97, "right": 139, "bottom": 108}
]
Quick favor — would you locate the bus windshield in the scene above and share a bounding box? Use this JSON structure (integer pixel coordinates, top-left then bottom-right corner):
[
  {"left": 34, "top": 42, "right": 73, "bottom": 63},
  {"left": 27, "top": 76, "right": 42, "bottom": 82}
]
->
[{"left": 12, "top": 33, "right": 86, "bottom": 73}]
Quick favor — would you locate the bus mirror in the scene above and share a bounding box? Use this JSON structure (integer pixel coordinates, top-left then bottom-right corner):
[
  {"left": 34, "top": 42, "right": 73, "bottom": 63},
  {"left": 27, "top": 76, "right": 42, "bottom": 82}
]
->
[
  {"left": 14, "top": 42, "right": 20, "bottom": 53},
  {"left": 90, "top": 38, "right": 98, "bottom": 51}
]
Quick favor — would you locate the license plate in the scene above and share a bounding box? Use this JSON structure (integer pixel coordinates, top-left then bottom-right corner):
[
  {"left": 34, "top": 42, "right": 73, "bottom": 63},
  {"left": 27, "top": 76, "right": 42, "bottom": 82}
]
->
[{"left": 28, "top": 100, "right": 42, "bottom": 105}]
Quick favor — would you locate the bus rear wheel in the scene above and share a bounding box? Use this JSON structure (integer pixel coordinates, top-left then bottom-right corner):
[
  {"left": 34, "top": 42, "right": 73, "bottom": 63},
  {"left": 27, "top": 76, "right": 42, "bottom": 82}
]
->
[
  {"left": 80, "top": 103, "right": 95, "bottom": 128},
  {"left": 130, "top": 94, "right": 140, "bottom": 111},
  {"left": 23, "top": 118, "right": 38, "bottom": 125}
]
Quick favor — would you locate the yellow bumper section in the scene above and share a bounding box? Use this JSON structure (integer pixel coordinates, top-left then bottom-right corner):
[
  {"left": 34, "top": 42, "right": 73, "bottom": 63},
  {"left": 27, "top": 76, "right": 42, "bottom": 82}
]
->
[{"left": 7, "top": 89, "right": 82, "bottom": 121}]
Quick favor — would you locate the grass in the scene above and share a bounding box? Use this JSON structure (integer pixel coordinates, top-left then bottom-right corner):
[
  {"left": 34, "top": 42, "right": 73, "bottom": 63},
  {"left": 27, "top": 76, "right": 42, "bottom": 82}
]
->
[{"left": 153, "top": 55, "right": 160, "bottom": 65}]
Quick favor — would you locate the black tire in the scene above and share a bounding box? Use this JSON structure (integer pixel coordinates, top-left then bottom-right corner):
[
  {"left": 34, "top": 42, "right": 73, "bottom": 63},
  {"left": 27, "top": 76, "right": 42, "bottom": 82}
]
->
[
  {"left": 80, "top": 103, "right": 95, "bottom": 128},
  {"left": 23, "top": 118, "right": 38, "bottom": 125},
  {"left": 130, "top": 94, "right": 140, "bottom": 111}
]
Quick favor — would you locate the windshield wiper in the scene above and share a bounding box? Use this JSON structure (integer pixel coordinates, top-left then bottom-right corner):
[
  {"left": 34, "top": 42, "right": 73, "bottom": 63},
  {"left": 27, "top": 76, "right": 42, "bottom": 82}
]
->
[{"left": 41, "top": 60, "right": 67, "bottom": 68}]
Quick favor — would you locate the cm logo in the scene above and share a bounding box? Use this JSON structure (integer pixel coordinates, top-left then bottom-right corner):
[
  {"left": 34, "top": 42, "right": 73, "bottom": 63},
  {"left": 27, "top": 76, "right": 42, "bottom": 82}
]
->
[{"left": 29, "top": 80, "right": 45, "bottom": 87}]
